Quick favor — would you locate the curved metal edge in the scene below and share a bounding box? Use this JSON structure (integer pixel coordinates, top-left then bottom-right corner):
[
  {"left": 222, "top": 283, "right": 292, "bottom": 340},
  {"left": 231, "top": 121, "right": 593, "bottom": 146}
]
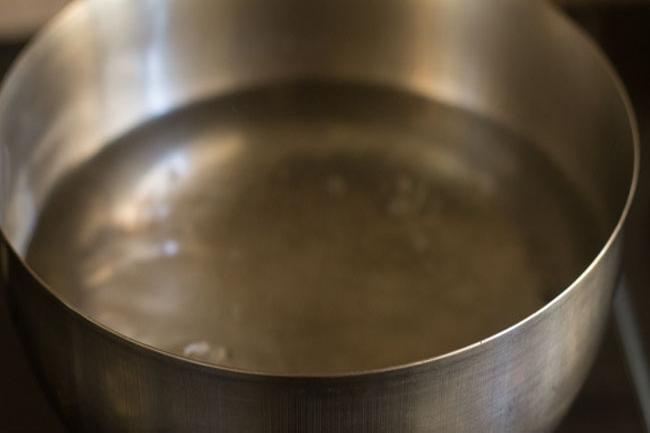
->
[{"left": 0, "top": 0, "right": 641, "bottom": 380}]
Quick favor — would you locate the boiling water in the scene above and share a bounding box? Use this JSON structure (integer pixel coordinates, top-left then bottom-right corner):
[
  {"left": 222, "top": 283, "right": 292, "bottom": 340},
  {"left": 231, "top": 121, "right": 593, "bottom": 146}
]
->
[{"left": 26, "top": 82, "right": 600, "bottom": 374}]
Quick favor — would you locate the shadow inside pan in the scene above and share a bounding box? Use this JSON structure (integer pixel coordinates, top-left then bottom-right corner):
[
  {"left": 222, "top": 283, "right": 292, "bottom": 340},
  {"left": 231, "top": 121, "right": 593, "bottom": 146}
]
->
[{"left": 25, "top": 81, "right": 603, "bottom": 374}]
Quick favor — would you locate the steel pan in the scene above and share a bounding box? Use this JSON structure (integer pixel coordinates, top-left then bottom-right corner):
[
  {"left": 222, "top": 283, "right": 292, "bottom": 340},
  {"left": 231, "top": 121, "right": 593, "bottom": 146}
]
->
[{"left": 0, "top": 0, "right": 638, "bottom": 431}]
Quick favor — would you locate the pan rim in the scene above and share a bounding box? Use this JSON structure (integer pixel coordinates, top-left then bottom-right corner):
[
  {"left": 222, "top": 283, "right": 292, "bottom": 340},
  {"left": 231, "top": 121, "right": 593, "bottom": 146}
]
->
[{"left": 0, "top": 0, "right": 640, "bottom": 379}]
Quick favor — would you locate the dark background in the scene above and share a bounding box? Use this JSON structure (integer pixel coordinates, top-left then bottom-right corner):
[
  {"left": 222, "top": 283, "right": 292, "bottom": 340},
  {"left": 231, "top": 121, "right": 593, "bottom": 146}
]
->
[{"left": 0, "top": 3, "right": 648, "bottom": 432}]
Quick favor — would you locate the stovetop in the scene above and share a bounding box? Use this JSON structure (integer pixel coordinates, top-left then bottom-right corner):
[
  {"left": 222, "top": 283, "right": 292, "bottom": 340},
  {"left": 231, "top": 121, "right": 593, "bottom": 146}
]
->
[{"left": 0, "top": 4, "right": 648, "bottom": 432}]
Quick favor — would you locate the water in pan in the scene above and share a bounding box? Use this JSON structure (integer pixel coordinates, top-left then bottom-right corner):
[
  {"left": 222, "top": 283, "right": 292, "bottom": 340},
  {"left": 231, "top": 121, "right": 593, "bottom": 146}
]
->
[{"left": 25, "top": 81, "right": 601, "bottom": 374}]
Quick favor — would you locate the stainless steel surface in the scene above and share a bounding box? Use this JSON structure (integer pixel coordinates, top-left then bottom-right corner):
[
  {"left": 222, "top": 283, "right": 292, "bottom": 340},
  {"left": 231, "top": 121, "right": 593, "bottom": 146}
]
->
[
  {"left": 0, "top": 0, "right": 638, "bottom": 432},
  {"left": 614, "top": 281, "right": 650, "bottom": 430}
]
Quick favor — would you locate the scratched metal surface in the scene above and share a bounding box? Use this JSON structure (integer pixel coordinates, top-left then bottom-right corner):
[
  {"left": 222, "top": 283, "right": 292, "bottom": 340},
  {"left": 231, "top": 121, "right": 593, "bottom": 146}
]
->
[{"left": 0, "top": 3, "right": 648, "bottom": 432}]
